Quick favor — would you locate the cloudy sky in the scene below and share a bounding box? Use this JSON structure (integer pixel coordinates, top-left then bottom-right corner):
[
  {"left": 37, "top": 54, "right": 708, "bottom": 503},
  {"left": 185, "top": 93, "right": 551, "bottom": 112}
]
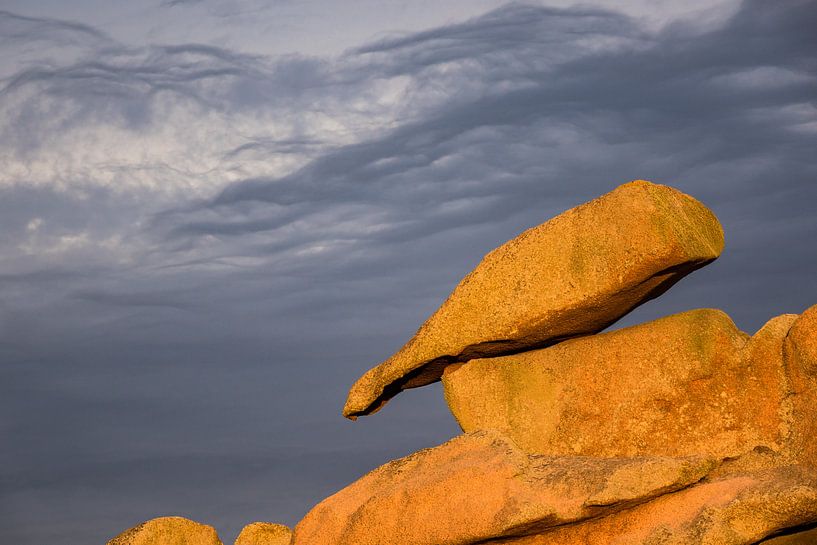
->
[{"left": 1, "top": 0, "right": 816, "bottom": 543}]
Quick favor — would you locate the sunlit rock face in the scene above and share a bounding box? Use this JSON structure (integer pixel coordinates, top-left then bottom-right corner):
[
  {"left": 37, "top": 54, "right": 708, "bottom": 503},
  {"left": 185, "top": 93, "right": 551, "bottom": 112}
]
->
[
  {"left": 106, "top": 517, "right": 223, "bottom": 545},
  {"left": 343, "top": 180, "right": 725, "bottom": 419}
]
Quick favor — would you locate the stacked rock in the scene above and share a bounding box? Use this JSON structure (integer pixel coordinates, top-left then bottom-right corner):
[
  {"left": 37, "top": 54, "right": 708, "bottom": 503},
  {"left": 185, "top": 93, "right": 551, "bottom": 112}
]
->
[
  {"left": 294, "top": 181, "right": 817, "bottom": 545},
  {"left": 106, "top": 181, "right": 817, "bottom": 545}
]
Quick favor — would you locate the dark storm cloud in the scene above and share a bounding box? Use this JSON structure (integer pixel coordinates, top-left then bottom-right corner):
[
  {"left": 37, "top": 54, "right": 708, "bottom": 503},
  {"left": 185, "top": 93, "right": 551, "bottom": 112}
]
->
[
  {"left": 1, "top": 1, "right": 816, "bottom": 544},
  {"left": 173, "top": 0, "right": 817, "bottom": 328}
]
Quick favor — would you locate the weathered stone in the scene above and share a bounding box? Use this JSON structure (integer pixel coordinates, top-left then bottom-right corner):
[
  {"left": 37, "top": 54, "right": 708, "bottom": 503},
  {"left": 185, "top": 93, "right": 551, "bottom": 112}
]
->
[
  {"left": 492, "top": 465, "right": 817, "bottom": 545},
  {"left": 291, "top": 430, "right": 717, "bottom": 545},
  {"left": 442, "top": 309, "right": 808, "bottom": 461},
  {"left": 234, "top": 522, "right": 292, "bottom": 545},
  {"left": 107, "top": 516, "right": 222, "bottom": 545},
  {"left": 783, "top": 304, "right": 817, "bottom": 467},
  {"left": 344, "top": 181, "right": 724, "bottom": 418}
]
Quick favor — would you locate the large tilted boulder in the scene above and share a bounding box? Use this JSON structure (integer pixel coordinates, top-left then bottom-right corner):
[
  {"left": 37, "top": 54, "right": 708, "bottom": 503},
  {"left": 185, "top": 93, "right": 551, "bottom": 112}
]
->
[
  {"left": 292, "top": 430, "right": 717, "bottom": 545},
  {"left": 343, "top": 181, "right": 724, "bottom": 418},
  {"left": 442, "top": 309, "right": 812, "bottom": 463},
  {"left": 106, "top": 516, "right": 222, "bottom": 545}
]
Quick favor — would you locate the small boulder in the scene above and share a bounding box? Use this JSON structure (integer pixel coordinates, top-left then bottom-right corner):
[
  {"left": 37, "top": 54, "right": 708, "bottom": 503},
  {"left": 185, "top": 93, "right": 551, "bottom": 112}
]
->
[
  {"left": 106, "top": 516, "right": 222, "bottom": 545},
  {"left": 344, "top": 181, "right": 724, "bottom": 418},
  {"left": 234, "top": 522, "right": 292, "bottom": 545}
]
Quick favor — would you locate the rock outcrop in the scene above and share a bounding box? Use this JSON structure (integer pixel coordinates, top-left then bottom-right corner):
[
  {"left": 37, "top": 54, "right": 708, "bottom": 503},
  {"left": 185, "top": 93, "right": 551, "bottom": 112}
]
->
[
  {"left": 106, "top": 516, "right": 222, "bottom": 545},
  {"left": 343, "top": 180, "right": 724, "bottom": 418},
  {"left": 292, "top": 439, "right": 817, "bottom": 545},
  {"left": 292, "top": 431, "right": 719, "bottom": 545}
]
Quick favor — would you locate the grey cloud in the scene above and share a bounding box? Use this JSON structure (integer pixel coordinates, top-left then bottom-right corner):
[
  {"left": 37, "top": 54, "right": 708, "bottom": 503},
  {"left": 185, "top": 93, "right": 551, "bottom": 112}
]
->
[
  {"left": 161, "top": 0, "right": 205, "bottom": 7},
  {"left": 0, "top": 9, "right": 112, "bottom": 47}
]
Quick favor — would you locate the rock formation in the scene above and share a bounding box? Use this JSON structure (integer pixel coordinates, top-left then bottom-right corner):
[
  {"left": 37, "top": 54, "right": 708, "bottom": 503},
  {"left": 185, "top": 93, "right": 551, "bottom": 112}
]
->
[
  {"left": 305, "top": 181, "right": 817, "bottom": 544},
  {"left": 343, "top": 180, "right": 725, "bottom": 418},
  {"left": 106, "top": 181, "right": 817, "bottom": 544}
]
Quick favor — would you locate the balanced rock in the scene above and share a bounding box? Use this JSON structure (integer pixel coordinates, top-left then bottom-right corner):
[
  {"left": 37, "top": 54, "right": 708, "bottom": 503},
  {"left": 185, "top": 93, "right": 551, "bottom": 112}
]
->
[
  {"left": 344, "top": 180, "right": 724, "bottom": 418},
  {"left": 234, "top": 522, "right": 292, "bottom": 545},
  {"left": 291, "top": 430, "right": 717, "bottom": 545},
  {"left": 107, "top": 516, "right": 222, "bottom": 545},
  {"left": 442, "top": 309, "right": 810, "bottom": 462}
]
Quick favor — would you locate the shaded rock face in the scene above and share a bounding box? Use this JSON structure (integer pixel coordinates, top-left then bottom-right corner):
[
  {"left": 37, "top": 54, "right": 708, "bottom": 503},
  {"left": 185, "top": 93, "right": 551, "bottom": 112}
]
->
[
  {"left": 762, "top": 527, "right": 817, "bottom": 544},
  {"left": 106, "top": 517, "right": 222, "bottom": 545},
  {"left": 442, "top": 309, "right": 807, "bottom": 462},
  {"left": 234, "top": 522, "right": 292, "bottom": 545},
  {"left": 343, "top": 180, "right": 724, "bottom": 418}
]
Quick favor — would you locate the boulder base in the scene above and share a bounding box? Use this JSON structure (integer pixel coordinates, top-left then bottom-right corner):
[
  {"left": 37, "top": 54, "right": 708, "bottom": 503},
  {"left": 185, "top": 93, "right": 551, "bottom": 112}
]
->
[{"left": 292, "top": 431, "right": 717, "bottom": 545}]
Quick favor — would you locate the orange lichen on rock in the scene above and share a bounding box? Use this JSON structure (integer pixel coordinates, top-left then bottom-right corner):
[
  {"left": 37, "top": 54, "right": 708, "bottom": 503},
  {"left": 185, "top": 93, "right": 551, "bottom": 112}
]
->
[
  {"left": 343, "top": 181, "right": 724, "bottom": 418},
  {"left": 106, "top": 516, "right": 223, "bottom": 545}
]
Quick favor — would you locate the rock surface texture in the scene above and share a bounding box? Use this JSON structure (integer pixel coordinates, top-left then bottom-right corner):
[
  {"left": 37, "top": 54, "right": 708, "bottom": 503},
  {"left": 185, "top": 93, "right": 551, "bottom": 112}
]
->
[
  {"left": 234, "top": 522, "right": 292, "bottom": 545},
  {"left": 343, "top": 180, "right": 725, "bottom": 418},
  {"left": 107, "top": 182, "right": 817, "bottom": 545},
  {"left": 291, "top": 431, "right": 719, "bottom": 545},
  {"left": 291, "top": 433, "right": 817, "bottom": 545},
  {"left": 106, "top": 517, "right": 222, "bottom": 545}
]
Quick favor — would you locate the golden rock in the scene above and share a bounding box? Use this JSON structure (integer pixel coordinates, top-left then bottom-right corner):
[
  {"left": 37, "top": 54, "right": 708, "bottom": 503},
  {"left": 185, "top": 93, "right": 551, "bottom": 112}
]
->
[{"left": 344, "top": 181, "right": 724, "bottom": 418}]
